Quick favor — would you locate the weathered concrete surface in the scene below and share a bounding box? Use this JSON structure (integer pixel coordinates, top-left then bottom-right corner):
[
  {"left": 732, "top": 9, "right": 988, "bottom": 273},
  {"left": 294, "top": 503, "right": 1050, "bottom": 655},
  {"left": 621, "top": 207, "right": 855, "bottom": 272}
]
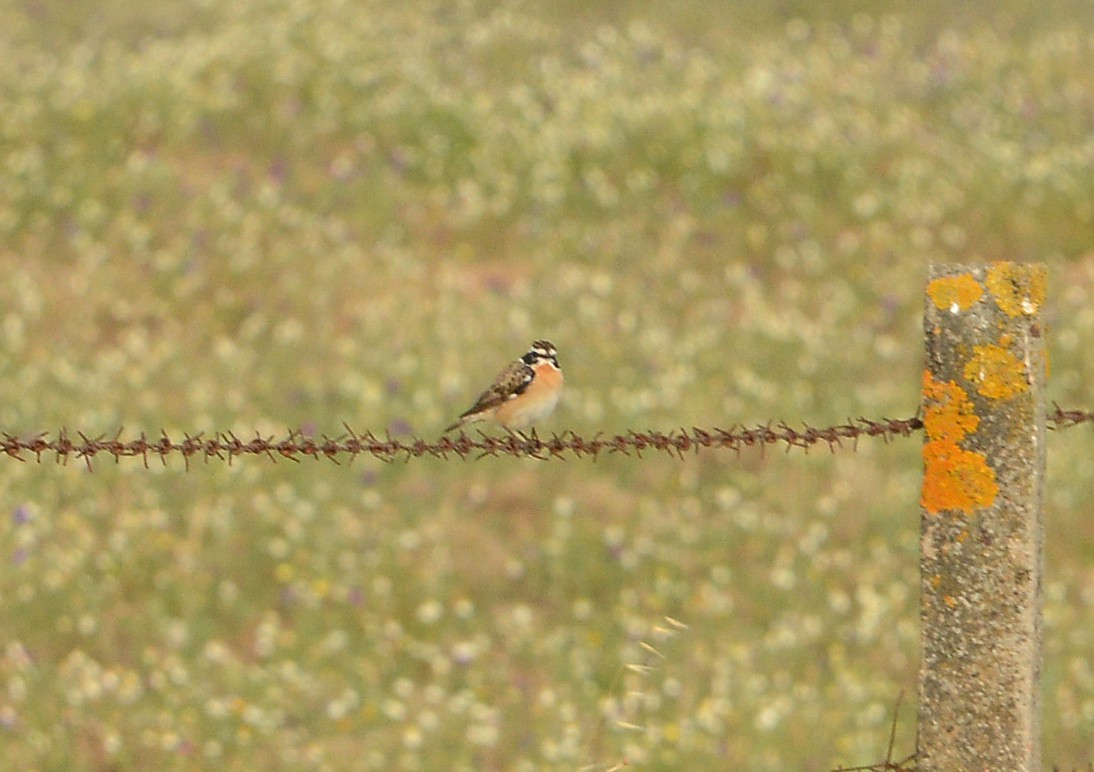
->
[{"left": 919, "top": 263, "right": 1046, "bottom": 771}]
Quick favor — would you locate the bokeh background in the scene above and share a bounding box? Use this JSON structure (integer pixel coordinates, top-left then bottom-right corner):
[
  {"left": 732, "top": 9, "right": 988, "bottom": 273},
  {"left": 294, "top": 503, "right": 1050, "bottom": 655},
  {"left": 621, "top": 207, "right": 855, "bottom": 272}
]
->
[{"left": 2, "top": 0, "right": 1093, "bottom": 768}]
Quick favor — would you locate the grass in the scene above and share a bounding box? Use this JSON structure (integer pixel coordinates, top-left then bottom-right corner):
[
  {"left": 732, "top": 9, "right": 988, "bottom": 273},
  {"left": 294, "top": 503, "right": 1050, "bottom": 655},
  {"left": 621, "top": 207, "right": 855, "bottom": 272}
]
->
[{"left": 1, "top": 0, "right": 1093, "bottom": 768}]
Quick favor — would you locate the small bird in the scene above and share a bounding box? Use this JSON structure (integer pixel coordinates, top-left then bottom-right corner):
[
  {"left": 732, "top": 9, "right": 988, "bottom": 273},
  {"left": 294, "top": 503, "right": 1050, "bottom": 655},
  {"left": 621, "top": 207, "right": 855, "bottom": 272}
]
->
[{"left": 445, "top": 340, "right": 563, "bottom": 433}]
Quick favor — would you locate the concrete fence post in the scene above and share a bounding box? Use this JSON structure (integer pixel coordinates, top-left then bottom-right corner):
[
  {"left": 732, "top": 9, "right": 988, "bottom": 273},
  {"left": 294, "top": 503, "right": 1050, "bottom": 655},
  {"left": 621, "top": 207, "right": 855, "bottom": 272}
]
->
[{"left": 918, "top": 263, "right": 1046, "bottom": 770}]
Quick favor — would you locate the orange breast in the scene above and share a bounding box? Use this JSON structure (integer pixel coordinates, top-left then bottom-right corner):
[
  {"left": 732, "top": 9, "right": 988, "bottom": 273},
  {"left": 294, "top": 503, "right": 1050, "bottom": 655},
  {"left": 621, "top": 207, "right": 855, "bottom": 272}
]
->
[{"left": 494, "top": 363, "right": 563, "bottom": 429}]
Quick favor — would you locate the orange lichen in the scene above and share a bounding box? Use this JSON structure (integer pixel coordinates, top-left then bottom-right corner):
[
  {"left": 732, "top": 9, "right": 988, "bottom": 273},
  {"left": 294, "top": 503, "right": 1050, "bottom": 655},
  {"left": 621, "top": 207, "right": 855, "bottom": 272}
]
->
[
  {"left": 922, "top": 439, "right": 1000, "bottom": 514},
  {"left": 986, "top": 262, "right": 1046, "bottom": 317},
  {"left": 943, "top": 595, "right": 958, "bottom": 608},
  {"left": 921, "top": 371, "right": 978, "bottom": 440},
  {"left": 921, "top": 371, "right": 999, "bottom": 515},
  {"left": 963, "top": 343, "right": 1027, "bottom": 400},
  {"left": 927, "top": 273, "right": 984, "bottom": 312}
]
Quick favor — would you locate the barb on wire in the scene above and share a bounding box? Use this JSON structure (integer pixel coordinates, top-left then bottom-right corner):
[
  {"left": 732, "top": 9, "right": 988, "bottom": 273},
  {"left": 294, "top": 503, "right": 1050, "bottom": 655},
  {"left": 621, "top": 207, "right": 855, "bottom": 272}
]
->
[
  {"left": 0, "top": 408, "right": 1088, "bottom": 469},
  {"left": 1046, "top": 402, "right": 1094, "bottom": 430}
]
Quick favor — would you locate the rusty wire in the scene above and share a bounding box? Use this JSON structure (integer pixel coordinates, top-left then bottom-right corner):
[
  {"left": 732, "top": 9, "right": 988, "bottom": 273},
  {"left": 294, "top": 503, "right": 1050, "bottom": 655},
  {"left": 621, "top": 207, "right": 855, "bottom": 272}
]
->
[
  {"left": 0, "top": 407, "right": 1089, "bottom": 469},
  {"left": 1046, "top": 403, "right": 1094, "bottom": 430},
  {"left": 1, "top": 417, "right": 921, "bottom": 469}
]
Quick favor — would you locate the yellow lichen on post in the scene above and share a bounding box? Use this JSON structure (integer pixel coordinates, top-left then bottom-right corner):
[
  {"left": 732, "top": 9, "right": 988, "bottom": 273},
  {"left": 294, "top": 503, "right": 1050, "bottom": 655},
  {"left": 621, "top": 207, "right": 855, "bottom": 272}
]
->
[
  {"left": 963, "top": 343, "right": 1029, "bottom": 400},
  {"left": 918, "top": 263, "right": 1046, "bottom": 772},
  {"left": 986, "top": 261, "right": 1047, "bottom": 317},
  {"left": 926, "top": 273, "right": 984, "bottom": 312}
]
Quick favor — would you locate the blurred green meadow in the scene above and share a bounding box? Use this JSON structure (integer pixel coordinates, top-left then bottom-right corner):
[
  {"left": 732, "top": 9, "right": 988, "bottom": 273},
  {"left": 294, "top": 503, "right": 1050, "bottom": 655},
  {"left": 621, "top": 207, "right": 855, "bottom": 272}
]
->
[{"left": 2, "top": 0, "right": 1094, "bottom": 768}]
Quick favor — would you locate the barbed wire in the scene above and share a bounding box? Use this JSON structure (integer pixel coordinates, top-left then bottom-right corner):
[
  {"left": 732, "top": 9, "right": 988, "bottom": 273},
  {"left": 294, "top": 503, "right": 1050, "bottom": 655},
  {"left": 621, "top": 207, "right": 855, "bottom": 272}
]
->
[
  {"left": 0, "top": 406, "right": 1090, "bottom": 470},
  {"left": 1045, "top": 403, "right": 1094, "bottom": 430}
]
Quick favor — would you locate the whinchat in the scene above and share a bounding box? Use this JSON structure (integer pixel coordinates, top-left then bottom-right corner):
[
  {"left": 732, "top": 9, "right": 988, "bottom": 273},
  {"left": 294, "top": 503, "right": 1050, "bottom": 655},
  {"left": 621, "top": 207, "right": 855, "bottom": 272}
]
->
[{"left": 445, "top": 340, "right": 563, "bottom": 432}]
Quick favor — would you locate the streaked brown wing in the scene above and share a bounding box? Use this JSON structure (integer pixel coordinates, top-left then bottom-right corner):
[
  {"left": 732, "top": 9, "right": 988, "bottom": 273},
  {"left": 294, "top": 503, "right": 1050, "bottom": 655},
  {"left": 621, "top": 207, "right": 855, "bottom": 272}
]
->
[{"left": 458, "top": 360, "right": 534, "bottom": 419}]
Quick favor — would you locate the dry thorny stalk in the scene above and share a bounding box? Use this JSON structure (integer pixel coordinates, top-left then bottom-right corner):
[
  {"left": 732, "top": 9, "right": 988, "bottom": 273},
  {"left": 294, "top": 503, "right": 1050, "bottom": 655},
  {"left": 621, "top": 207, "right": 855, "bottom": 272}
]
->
[
  {"left": 577, "top": 616, "right": 690, "bottom": 772},
  {"left": 832, "top": 690, "right": 916, "bottom": 772}
]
